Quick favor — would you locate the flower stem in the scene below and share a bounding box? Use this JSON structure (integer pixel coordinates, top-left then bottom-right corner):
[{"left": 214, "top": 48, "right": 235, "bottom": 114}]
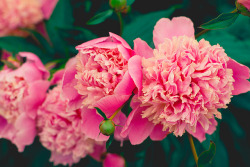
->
[
  {"left": 109, "top": 105, "right": 124, "bottom": 120},
  {"left": 116, "top": 11, "right": 123, "bottom": 36},
  {"left": 188, "top": 133, "right": 198, "bottom": 166},
  {"left": 195, "top": 8, "right": 238, "bottom": 39}
]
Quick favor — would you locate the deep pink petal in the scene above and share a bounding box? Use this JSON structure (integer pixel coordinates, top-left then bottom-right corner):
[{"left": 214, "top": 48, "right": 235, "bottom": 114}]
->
[
  {"left": 76, "top": 37, "right": 108, "bottom": 50},
  {"left": 20, "top": 80, "right": 50, "bottom": 119},
  {"left": 103, "top": 153, "right": 125, "bottom": 167},
  {"left": 94, "top": 95, "right": 131, "bottom": 117},
  {"left": 19, "top": 52, "right": 50, "bottom": 79},
  {"left": 134, "top": 38, "right": 154, "bottom": 58},
  {"left": 89, "top": 144, "right": 106, "bottom": 161},
  {"left": 114, "top": 71, "right": 135, "bottom": 95},
  {"left": 114, "top": 112, "right": 128, "bottom": 142},
  {"left": 41, "top": 0, "right": 58, "bottom": 19},
  {"left": 153, "top": 17, "right": 195, "bottom": 48},
  {"left": 150, "top": 124, "right": 168, "bottom": 141},
  {"left": 13, "top": 113, "right": 36, "bottom": 152},
  {"left": 128, "top": 55, "right": 143, "bottom": 95},
  {"left": 0, "top": 116, "right": 7, "bottom": 132},
  {"left": 50, "top": 70, "right": 65, "bottom": 85},
  {"left": 227, "top": 58, "right": 250, "bottom": 95},
  {"left": 109, "top": 32, "right": 131, "bottom": 49},
  {"left": 81, "top": 108, "right": 109, "bottom": 141},
  {"left": 117, "top": 44, "right": 134, "bottom": 60}
]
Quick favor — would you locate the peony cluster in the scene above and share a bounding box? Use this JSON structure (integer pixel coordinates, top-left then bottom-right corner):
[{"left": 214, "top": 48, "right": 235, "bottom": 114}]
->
[{"left": 0, "top": 0, "right": 58, "bottom": 36}]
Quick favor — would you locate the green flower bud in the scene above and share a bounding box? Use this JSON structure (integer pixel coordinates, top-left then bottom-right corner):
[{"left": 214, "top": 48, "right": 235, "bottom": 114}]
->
[
  {"left": 109, "top": 0, "right": 127, "bottom": 10},
  {"left": 99, "top": 119, "right": 115, "bottom": 136}
]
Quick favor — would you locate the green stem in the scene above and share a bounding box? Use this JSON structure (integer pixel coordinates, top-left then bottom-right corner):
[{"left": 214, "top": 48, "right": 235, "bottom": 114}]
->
[
  {"left": 116, "top": 11, "right": 123, "bottom": 36},
  {"left": 188, "top": 133, "right": 198, "bottom": 166},
  {"left": 195, "top": 8, "right": 238, "bottom": 39}
]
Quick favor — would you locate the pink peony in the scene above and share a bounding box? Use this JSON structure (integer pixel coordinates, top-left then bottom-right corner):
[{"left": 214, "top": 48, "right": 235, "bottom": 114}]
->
[
  {"left": 0, "top": 0, "right": 58, "bottom": 37},
  {"left": 37, "top": 71, "right": 106, "bottom": 166},
  {"left": 103, "top": 153, "right": 125, "bottom": 167},
  {"left": 0, "top": 52, "right": 50, "bottom": 151},
  {"left": 121, "top": 17, "right": 250, "bottom": 144},
  {"left": 61, "top": 33, "right": 134, "bottom": 141},
  {"left": 238, "top": 0, "right": 250, "bottom": 10}
]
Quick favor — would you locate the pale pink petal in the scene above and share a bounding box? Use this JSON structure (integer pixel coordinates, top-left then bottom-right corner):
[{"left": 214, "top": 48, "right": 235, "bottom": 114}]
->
[
  {"left": 13, "top": 113, "right": 36, "bottom": 152},
  {"left": 20, "top": 80, "right": 50, "bottom": 119},
  {"left": 103, "top": 153, "right": 125, "bottom": 167},
  {"left": 50, "top": 151, "right": 77, "bottom": 166},
  {"left": 41, "top": 0, "right": 59, "bottom": 19},
  {"left": 128, "top": 55, "right": 143, "bottom": 95},
  {"left": 153, "top": 17, "right": 195, "bottom": 48},
  {"left": 150, "top": 124, "right": 168, "bottom": 141},
  {"left": 94, "top": 95, "right": 131, "bottom": 118},
  {"left": 134, "top": 38, "right": 154, "bottom": 58},
  {"left": 81, "top": 108, "right": 109, "bottom": 141},
  {"left": 114, "top": 71, "right": 135, "bottom": 95},
  {"left": 227, "top": 58, "right": 250, "bottom": 95}
]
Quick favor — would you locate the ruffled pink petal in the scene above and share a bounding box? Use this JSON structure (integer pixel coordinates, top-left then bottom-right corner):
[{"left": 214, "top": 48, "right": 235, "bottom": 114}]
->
[
  {"left": 13, "top": 113, "right": 36, "bottom": 152},
  {"left": 89, "top": 144, "right": 106, "bottom": 161},
  {"left": 50, "top": 70, "right": 65, "bottom": 85},
  {"left": 150, "top": 124, "right": 168, "bottom": 141},
  {"left": 41, "top": 0, "right": 58, "bottom": 19},
  {"left": 81, "top": 108, "right": 109, "bottom": 141},
  {"left": 19, "top": 52, "right": 50, "bottom": 79},
  {"left": 76, "top": 37, "right": 108, "bottom": 50},
  {"left": 134, "top": 38, "right": 154, "bottom": 58},
  {"left": 227, "top": 58, "right": 250, "bottom": 95},
  {"left": 94, "top": 95, "right": 131, "bottom": 118},
  {"left": 114, "top": 71, "right": 135, "bottom": 95},
  {"left": 50, "top": 151, "right": 77, "bottom": 166},
  {"left": 103, "top": 153, "right": 125, "bottom": 167},
  {"left": 153, "top": 17, "right": 195, "bottom": 48},
  {"left": 109, "top": 32, "right": 131, "bottom": 49},
  {"left": 128, "top": 55, "right": 143, "bottom": 95},
  {"left": 20, "top": 80, "right": 50, "bottom": 119}
]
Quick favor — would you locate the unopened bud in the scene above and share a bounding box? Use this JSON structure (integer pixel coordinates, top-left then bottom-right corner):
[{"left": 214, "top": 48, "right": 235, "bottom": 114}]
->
[
  {"left": 99, "top": 119, "right": 115, "bottom": 136},
  {"left": 109, "top": 0, "right": 127, "bottom": 11}
]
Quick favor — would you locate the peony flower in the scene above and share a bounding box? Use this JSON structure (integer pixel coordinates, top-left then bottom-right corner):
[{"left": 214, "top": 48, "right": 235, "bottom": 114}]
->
[
  {"left": 61, "top": 33, "right": 134, "bottom": 141},
  {"left": 0, "top": 0, "right": 58, "bottom": 37},
  {"left": 37, "top": 71, "right": 106, "bottom": 166},
  {"left": 103, "top": 153, "right": 125, "bottom": 167},
  {"left": 237, "top": 0, "right": 250, "bottom": 10},
  {"left": 0, "top": 52, "right": 50, "bottom": 151},
  {"left": 121, "top": 17, "right": 250, "bottom": 144}
]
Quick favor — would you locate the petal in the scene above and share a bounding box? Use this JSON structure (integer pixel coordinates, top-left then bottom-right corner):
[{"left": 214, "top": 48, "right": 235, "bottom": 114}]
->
[
  {"left": 76, "top": 37, "right": 108, "bottom": 50},
  {"left": 50, "top": 69, "right": 65, "bottom": 85},
  {"left": 128, "top": 55, "right": 143, "bottom": 95},
  {"left": 114, "top": 71, "right": 135, "bottom": 95},
  {"left": 134, "top": 38, "right": 154, "bottom": 58},
  {"left": 114, "top": 112, "right": 128, "bottom": 142},
  {"left": 41, "top": 0, "right": 58, "bottom": 19},
  {"left": 117, "top": 44, "right": 134, "bottom": 60},
  {"left": 103, "top": 153, "right": 125, "bottom": 167},
  {"left": 81, "top": 108, "right": 109, "bottom": 141},
  {"left": 227, "top": 58, "right": 250, "bottom": 95},
  {"left": 20, "top": 80, "right": 50, "bottom": 119},
  {"left": 13, "top": 113, "right": 36, "bottom": 152},
  {"left": 109, "top": 32, "right": 131, "bottom": 49},
  {"left": 0, "top": 116, "right": 7, "bottom": 132},
  {"left": 94, "top": 94, "right": 131, "bottom": 117},
  {"left": 153, "top": 17, "right": 195, "bottom": 48},
  {"left": 19, "top": 52, "right": 50, "bottom": 79},
  {"left": 50, "top": 151, "right": 77, "bottom": 166},
  {"left": 89, "top": 143, "right": 106, "bottom": 161},
  {"left": 150, "top": 124, "right": 168, "bottom": 141}
]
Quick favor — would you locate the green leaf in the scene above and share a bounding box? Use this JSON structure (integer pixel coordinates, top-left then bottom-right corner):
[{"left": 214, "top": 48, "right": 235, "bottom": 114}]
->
[
  {"left": 21, "top": 29, "right": 54, "bottom": 56},
  {"left": 1, "top": 60, "right": 17, "bottom": 70},
  {"left": 106, "top": 134, "right": 114, "bottom": 150},
  {"left": 45, "top": 0, "right": 74, "bottom": 57},
  {"left": 127, "top": 0, "right": 135, "bottom": 6},
  {"left": 87, "top": 9, "right": 114, "bottom": 25},
  {"left": 198, "top": 141, "right": 216, "bottom": 167},
  {"left": 200, "top": 13, "right": 239, "bottom": 30},
  {"left": 95, "top": 107, "right": 108, "bottom": 120},
  {"left": 122, "top": 5, "right": 182, "bottom": 47}
]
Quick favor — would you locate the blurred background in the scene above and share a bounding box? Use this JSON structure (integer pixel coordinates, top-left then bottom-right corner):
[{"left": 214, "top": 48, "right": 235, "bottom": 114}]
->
[{"left": 0, "top": 0, "right": 249, "bottom": 166}]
